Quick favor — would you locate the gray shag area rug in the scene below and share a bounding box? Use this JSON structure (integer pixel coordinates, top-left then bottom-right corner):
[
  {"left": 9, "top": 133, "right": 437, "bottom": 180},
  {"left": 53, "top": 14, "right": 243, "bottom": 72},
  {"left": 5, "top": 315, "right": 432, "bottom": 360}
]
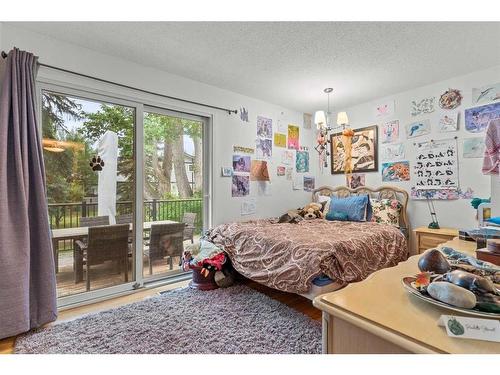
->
[{"left": 14, "top": 284, "right": 321, "bottom": 354}]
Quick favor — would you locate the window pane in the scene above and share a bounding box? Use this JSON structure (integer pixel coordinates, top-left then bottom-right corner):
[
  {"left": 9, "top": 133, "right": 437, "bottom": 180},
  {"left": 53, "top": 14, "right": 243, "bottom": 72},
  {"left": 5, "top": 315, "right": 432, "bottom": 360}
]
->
[
  {"left": 142, "top": 111, "right": 203, "bottom": 279},
  {"left": 43, "top": 91, "right": 135, "bottom": 298}
]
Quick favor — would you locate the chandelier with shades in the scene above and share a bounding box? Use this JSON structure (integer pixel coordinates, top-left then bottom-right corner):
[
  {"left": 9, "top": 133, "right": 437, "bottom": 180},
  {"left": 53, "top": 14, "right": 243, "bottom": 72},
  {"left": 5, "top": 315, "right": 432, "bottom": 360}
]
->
[{"left": 314, "top": 88, "right": 352, "bottom": 174}]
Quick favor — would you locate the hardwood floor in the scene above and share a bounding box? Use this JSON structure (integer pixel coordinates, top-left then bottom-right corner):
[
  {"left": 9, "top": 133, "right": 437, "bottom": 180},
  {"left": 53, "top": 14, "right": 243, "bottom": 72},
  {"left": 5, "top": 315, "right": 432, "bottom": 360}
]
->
[
  {"left": 0, "top": 279, "right": 320, "bottom": 354},
  {"left": 241, "top": 279, "right": 322, "bottom": 321}
]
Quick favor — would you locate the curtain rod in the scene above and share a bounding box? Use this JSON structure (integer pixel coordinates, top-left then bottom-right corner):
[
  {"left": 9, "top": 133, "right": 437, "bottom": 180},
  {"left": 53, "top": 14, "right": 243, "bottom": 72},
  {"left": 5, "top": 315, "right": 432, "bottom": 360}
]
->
[{"left": 1, "top": 50, "right": 238, "bottom": 115}]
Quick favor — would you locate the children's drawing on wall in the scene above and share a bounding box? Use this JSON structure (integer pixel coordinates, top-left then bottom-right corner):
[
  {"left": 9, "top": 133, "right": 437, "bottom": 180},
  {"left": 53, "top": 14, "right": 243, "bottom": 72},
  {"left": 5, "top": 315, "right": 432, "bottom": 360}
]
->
[
  {"left": 463, "top": 137, "right": 486, "bottom": 158},
  {"left": 406, "top": 119, "right": 431, "bottom": 138},
  {"left": 285, "top": 167, "right": 293, "bottom": 181},
  {"left": 303, "top": 176, "right": 315, "bottom": 192},
  {"left": 277, "top": 166, "right": 286, "bottom": 176},
  {"left": 411, "top": 187, "right": 474, "bottom": 200},
  {"left": 233, "top": 145, "right": 254, "bottom": 154},
  {"left": 472, "top": 82, "right": 500, "bottom": 105},
  {"left": 381, "top": 120, "right": 399, "bottom": 143},
  {"left": 381, "top": 143, "right": 405, "bottom": 161},
  {"left": 381, "top": 161, "right": 410, "bottom": 182},
  {"left": 374, "top": 100, "right": 395, "bottom": 117},
  {"left": 239, "top": 107, "right": 249, "bottom": 122},
  {"left": 232, "top": 155, "right": 251, "bottom": 173},
  {"left": 232, "top": 175, "right": 250, "bottom": 197},
  {"left": 256, "top": 116, "right": 273, "bottom": 139},
  {"left": 346, "top": 173, "right": 366, "bottom": 189},
  {"left": 296, "top": 151, "right": 309, "bottom": 173},
  {"left": 287, "top": 125, "right": 300, "bottom": 150},
  {"left": 411, "top": 97, "right": 435, "bottom": 117},
  {"left": 412, "top": 139, "right": 459, "bottom": 195},
  {"left": 438, "top": 111, "right": 459, "bottom": 132},
  {"left": 464, "top": 102, "right": 500, "bottom": 133},
  {"left": 438, "top": 88, "right": 462, "bottom": 109},
  {"left": 303, "top": 113, "right": 312, "bottom": 129},
  {"left": 281, "top": 150, "right": 294, "bottom": 165},
  {"left": 292, "top": 174, "right": 303, "bottom": 190},
  {"left": 277, "top": 111, "right": 287, "bottom": 133},
  {"left": 250, "top": 160, "right": 270, "bottom": 181},
  {"left": 258, "top": 181, "right": 272, "bottom": 196},
  {"left": 221, "top": 167, "right": 233, "bottom": 177},
  {"left": 274, "top": 133, "right": 286, "bottom": 148},
  {"left": 241, "top": 198, "right": 256, "bottom": 216},
  {"left": 256, "top": 138, "right": 272, "bottom": 159}
]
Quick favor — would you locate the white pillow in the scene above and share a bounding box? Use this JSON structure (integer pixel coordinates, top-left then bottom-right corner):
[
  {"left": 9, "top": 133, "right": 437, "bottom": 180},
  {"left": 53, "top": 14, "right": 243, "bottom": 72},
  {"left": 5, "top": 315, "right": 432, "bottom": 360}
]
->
[{"left": 318, "top": 195, "right": 331, "bottom": 217}]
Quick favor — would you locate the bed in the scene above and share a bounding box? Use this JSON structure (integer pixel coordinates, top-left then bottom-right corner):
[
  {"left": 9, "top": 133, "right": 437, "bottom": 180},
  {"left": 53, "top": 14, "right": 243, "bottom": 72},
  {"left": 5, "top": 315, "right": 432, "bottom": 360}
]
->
[{"left": 206, "top": 185, "right": 409, "bottom": 299}]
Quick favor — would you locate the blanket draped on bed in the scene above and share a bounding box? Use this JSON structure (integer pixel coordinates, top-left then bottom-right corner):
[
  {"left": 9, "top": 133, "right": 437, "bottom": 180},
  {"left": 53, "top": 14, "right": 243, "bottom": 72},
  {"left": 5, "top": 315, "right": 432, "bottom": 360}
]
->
[{"left": 206, "top": 219, "right": 407, "bottom": 293}]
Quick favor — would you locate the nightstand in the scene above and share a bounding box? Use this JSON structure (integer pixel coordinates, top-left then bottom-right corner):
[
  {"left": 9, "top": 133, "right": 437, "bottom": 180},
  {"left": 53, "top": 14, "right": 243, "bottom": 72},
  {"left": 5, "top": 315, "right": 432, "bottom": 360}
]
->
[{"left": 414, "top": 226, "right": 459, "bottom": 254}]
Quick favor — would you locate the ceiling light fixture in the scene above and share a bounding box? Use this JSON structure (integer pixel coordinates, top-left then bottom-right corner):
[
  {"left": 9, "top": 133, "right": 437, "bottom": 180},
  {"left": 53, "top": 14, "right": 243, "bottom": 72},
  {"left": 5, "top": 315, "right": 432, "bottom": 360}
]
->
[{"left": 314, "top": 88, "right": 352, "bottom": 173}]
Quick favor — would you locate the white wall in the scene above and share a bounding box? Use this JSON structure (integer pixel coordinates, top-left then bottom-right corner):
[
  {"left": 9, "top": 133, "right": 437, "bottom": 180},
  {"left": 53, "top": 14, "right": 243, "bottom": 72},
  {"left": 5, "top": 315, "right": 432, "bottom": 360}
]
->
[
  {"left": 2, "top": 23, "right": 497, "bottom": 232},
  {"left": 492, "top": 175, "right": 500, "bottom": 216},
  {"left": 316, "top": 65, "right": 500, "bottom": 238},
  {"left": 0, "top": 24, "right": 316, "bottom": 227}
]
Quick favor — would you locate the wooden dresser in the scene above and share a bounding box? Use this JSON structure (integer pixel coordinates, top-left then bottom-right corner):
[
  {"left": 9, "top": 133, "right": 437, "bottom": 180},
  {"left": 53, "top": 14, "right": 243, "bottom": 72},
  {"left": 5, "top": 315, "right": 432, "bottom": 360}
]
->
[
  {"left": 313, "top": 238, "right": 499, "bottom": 354},
  {"left": 414, "top": 226, "right": 459, "bottom": 254}
]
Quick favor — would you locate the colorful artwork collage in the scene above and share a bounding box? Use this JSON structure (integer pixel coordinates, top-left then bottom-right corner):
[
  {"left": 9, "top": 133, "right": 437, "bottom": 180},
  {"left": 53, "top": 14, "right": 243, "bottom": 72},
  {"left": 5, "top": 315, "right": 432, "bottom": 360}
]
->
[
  {"left": 373, "top": 84, "right": 493, "bottom": 199},
  {"left": 376, "top": 103, "right": 410, "bottom": 184},
  {"left": 229, "top": 110, "right": 314, "bottom": 209}
]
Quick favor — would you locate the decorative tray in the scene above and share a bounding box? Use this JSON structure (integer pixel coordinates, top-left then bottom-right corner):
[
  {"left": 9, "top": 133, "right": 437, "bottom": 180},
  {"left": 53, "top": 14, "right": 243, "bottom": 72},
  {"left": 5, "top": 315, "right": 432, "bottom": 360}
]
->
[{"left": 402, "top": 277, "right": 500, "bottom": 319}]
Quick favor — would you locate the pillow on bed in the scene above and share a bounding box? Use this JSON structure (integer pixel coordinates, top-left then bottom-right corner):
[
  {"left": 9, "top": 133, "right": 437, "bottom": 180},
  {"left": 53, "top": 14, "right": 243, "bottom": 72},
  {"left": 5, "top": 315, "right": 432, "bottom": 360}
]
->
[
  {"left": 328, "top": 194, "right": 371, "bottom": 222},
  {"left": 325, "top": 211, "right": 348, "bottom": 221},
  {"left": 318, "top": 195, "right": 331, "bottom": 216},
  {"left": 370, "top": 198, "right": 401, "bottom": 227}
]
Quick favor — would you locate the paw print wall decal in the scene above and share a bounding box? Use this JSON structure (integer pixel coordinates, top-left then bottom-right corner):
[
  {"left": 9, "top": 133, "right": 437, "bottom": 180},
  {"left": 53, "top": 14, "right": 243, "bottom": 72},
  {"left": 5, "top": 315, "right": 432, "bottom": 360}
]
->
[{"left": 89, "top": 155, "right": 105, "bottom": 171}]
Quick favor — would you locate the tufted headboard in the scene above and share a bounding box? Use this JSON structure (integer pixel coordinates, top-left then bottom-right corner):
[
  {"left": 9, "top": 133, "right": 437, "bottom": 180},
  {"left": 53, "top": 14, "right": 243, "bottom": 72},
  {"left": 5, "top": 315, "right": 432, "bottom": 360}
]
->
[{"left": 312, "top": 185, "right": 410, "bottom": 238}]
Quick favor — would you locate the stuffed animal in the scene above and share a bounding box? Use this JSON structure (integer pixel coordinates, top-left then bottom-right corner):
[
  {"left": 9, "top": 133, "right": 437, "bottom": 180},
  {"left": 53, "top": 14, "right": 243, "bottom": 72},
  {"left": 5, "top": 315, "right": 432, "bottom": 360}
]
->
[
  {"left": 278, "top": 209, "right": 304, "bottom": 224},
  {"left": 299, "top": 202, "right": 324, "bottom": 220}
]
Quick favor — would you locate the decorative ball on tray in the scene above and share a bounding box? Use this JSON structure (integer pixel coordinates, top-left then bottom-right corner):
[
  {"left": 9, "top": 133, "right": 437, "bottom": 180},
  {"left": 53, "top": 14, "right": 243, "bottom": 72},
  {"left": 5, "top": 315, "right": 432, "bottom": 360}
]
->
[{"left": 403, "top": 248, "right": 500, "bottom": 317}]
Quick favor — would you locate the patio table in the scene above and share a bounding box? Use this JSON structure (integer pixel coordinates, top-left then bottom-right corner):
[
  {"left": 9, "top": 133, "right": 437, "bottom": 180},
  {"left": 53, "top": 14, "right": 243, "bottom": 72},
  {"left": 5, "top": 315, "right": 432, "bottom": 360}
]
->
[{"left": 51, "top": 220, "right": 179, "bottom": 280}]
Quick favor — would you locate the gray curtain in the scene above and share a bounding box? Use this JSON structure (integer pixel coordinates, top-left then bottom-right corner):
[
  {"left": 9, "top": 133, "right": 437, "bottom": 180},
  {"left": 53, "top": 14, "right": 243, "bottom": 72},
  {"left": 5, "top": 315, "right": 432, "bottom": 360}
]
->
[{"left": 0, "top": 48, "right": 57, "bottom": 339}]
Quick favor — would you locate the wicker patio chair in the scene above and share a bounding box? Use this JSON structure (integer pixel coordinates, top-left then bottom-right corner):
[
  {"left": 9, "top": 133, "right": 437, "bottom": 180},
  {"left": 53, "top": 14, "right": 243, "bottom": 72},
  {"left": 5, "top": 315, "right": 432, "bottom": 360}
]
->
[
  {"left": 182, "top": 212, "right": 197, "bottom": 244},
  {"left": 79, "top": 215, "right": 110, "bottom": 227},
  {"left": 144, "top": 223, "right": 185, "bottom": 275},
  {"left": 115, "top": 213, "right": 133, "bottom": 224},
  {"left": 75, "top": 224, "right": 130, "bottom": 291},
  {"left": 115, "top": 213, "right": 134, "bottom": 245}
]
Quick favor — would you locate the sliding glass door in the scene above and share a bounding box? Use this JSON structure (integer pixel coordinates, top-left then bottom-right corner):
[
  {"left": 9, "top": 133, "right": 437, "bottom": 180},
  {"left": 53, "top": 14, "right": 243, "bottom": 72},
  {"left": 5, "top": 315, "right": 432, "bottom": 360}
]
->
[
  {"left": 142, "top": 108, "right": 206, "bottom": 281},
  {"left": 39, "top": 82, "right": 211, "bottom": 305},
  {"left": 41, "top": 87, "right": 138, "bottom": 301}
]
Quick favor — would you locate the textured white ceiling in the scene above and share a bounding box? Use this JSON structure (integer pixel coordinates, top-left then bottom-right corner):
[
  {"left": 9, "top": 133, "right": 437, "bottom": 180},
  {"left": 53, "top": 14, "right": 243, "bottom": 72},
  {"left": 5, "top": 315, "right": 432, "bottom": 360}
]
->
[{"left": 8, "top": 22, "right": 500, "bottom": 112}]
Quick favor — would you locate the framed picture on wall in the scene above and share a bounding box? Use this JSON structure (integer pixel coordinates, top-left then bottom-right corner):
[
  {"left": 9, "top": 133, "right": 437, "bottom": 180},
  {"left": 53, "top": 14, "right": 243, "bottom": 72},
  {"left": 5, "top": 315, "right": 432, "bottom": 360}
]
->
[{"left": 330, "top": 125, "right": 378, "bottom": 174}]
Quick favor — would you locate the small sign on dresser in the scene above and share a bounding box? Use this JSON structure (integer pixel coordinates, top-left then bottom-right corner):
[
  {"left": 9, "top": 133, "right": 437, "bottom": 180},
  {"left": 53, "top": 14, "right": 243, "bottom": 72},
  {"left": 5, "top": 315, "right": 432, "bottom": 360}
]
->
[{"left": 440, "top": 315, "right": 500, "bottom": 343}]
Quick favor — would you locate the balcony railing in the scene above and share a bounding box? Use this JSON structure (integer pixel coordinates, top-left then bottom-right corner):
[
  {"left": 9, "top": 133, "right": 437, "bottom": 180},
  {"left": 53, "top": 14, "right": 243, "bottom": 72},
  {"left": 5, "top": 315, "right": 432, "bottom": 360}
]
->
[{"left": 48, "top": 198, "right": 203, "bottom": 232}]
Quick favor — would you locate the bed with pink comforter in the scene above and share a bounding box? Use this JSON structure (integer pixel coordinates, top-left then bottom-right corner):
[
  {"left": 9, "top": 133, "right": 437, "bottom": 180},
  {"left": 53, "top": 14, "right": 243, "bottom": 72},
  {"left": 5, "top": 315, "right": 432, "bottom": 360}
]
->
[{"left": 206, "top": 218, "right": 408, "bottom": 294}]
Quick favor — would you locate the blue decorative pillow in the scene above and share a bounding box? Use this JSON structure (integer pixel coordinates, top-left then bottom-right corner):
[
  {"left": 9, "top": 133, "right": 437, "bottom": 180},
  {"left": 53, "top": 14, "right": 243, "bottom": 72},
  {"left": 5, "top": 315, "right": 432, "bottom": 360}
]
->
[
  {"left": 325, "top": 211, "right": 348, "bottom": 221},
  {"left": 328, "top": 195, "right": 371, "bottom": 222},
  {"left": 486, "top": 216, "right": 500, "bottom": 225}
]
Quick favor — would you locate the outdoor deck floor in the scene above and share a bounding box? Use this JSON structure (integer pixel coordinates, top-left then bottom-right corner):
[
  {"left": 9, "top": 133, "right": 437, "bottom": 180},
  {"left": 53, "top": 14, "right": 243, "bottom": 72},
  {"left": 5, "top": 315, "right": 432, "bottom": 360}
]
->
[{"left": 55, "top": 237, "right": 198, "bottom": 298}]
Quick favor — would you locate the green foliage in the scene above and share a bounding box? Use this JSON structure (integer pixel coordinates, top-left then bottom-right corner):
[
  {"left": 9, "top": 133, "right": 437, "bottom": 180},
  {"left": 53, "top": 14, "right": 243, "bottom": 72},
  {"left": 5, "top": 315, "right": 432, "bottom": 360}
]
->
[
  {"left": 42, "top": 93, "right": 91, "bottom": 227},
  {"left": 42, "top": 91, "right": 203, "bottom": 216},
  {"left": 78, "top": 104, "right": 135, "bottom": 201}
]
